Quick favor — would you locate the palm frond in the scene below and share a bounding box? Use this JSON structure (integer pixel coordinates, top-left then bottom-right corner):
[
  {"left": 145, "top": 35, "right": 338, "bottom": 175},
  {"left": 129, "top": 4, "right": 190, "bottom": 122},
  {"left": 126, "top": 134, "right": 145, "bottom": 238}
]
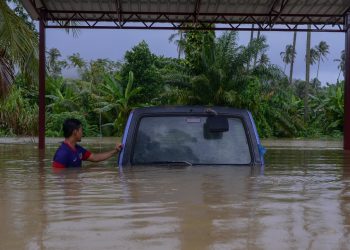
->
[
  {"left": 0, "top": 1, "right": 38, "bottom": 89},
  {"left": 125, "top": 71, "right": 134, "bottom": 98},
  {"left": 0, "top": 51, "right": 13, "bottom": 97}
]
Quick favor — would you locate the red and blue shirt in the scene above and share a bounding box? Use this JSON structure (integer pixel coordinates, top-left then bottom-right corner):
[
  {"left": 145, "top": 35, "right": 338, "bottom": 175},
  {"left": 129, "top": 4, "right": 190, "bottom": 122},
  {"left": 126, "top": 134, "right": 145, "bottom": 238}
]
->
[{"left": 52, "top": 142, "right": 91, "bottom": 168}]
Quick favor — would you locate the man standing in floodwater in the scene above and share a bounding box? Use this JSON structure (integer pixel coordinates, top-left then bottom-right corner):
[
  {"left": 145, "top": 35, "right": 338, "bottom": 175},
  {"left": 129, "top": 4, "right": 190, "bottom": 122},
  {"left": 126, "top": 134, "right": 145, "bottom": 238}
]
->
[{"left": 52, "top": 118, "right": 123, "bottom": 168}]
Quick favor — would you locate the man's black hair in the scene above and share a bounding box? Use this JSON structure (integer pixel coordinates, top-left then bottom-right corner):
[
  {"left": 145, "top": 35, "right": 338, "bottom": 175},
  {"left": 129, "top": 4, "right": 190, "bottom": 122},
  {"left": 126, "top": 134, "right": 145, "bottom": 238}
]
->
[{"left": 63, "top": 118, "right": 82, "bottom": 138}]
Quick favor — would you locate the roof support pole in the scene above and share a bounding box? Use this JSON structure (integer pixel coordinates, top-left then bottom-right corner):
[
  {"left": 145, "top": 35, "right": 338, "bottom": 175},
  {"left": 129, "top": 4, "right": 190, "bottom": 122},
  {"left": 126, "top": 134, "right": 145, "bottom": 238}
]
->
[
  {"left": 38, "top": 15, "right": 46, "bottom": 150},
  {"left": 344, "top": 13, "right": 350, "bottom": 150}
]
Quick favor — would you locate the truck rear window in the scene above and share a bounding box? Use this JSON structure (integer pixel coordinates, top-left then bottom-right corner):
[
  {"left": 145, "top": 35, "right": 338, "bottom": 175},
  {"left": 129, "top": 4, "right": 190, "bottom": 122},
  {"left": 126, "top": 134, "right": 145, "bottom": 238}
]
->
[{"left": 132, "top": 116, "right": 252, "bottom": 165}]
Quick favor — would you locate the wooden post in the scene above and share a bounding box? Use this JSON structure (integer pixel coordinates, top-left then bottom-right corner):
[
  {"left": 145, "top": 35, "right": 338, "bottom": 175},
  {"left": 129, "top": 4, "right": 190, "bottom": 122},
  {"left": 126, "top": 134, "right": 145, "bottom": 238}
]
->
[
  {"left": 38, "top": 15, "right": 46, "bottom": 149},
  {"left": 345, "top": 13, "right": 350, "bottom": 150}
]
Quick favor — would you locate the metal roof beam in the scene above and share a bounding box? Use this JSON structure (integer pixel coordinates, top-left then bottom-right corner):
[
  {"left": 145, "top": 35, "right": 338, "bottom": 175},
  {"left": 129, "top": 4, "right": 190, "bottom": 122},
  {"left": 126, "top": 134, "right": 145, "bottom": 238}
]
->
[
  {"left": 44, "top": 24, "right": 343, "bottom": 32},
  {"left": 44, "top": 17, "right": 345, "bottom": 28},
  {"left": 37, "top": 0, "right": 58, "bottom": 21},
  {"left": 45, "top": 10, "right": 343, "bottom": 19},
  {"left": 115, "top": 0, "right": 123, "bottom": 24},
  {"left": 267, "top": 0, "right": 290, "bottom": 28},
  {"left": 194, "top": 0, "right": 201, "bottom": 24},
  {"left": 343, "top": 5, "right": 350, "bottom": 16},
  {"left": 26, "top": 0, "right": 40, "bottom": 18},
  {"left": 44, "top": 15, "right": 344, "bottom": 32},
  {"left": 38, "top": 0, "right": 48, "bottom": 11},
  {"left": 268, "top": 0, "right": 279, "bottom": 15},
  {"left": 262, "top": 0, "right": 280, "bottom": 26}
]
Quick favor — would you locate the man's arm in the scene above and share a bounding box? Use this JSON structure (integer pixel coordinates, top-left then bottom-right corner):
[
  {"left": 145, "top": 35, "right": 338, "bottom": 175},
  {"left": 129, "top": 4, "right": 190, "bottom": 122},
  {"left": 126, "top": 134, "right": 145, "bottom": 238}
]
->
[{"left": 87, "top": 143, "right": 123, "bottom": 162}]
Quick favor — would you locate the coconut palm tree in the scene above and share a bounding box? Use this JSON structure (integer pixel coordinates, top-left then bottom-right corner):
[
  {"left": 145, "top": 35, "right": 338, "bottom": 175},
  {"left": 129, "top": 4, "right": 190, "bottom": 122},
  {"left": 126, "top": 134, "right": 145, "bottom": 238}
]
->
[
  {"left": 68, "top": 53, "right": 86, "bottom": 69},
  {"left": 289, "top": 31, "right": 297, "bottom": 84},
  {"left": 258, "top": 53, "right": 270, "bottom": 66},
  {"left": 253, "top": 30, "right": 261, "bottom": 68},
  {"left": 334, "top": 50, "right": 345, "bottom": 82},
  {"left": 168, "top": 30, "right": 186, "bottom": 59},
  {"left": 304, "top": 26, "right": 320, "bottom": 121},
  {"left": 0, "top": 0, "right": 38, "bottom": 98},
  {"left": 46, "top": 48, "right": 68, "bottom": 77},
  {"left": 67, "top": 52, "right": 86, "bottom": 77},
  {"left": 163, "top": 31, "right": 237, "bottom": 105},
  {"left": 314, "top": 41, "right": 330, "bottom": 79},
  {"left": 309, "top": 48, "right": 319, "bottom": 65},
  {"left": 247, "top": 24, "right": 254, "bottom": 71},
  {"left": 0, "top": 49, "right": 13, "bottom": 97},
  {"left": 166, "top": 31, "right": 272, "bottom": 107},
  {"left": 280, "top": 45, "right": 295, "bottom": 73},
  {"left": 250, "top": 24, "right": 255, "bottom": 44}
]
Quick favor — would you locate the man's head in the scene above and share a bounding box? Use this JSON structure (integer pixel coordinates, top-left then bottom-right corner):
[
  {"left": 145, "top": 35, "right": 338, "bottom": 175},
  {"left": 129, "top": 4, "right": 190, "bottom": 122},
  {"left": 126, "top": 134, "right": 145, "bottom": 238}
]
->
[{"left": 63, "top": 118, "right": 83, "bottom": 141}]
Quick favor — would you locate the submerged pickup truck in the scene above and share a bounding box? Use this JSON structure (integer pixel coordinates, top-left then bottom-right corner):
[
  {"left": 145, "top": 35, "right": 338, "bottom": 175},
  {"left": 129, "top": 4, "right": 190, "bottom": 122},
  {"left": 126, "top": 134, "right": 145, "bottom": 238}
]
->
[{"left": 118, "top": 106, "right": 265, "bottom": 167}]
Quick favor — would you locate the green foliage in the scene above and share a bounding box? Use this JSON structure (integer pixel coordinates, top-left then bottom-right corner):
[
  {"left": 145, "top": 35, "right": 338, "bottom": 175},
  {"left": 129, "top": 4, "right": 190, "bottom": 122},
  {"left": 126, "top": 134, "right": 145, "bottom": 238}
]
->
[
  {"left": 46, "top": 112, "right": 98, "bottom": 137},
  {"left": 68, "top": 53, "right": 86, "bottom": 69},
  {"left": 183, "top": 28, "right": 215, "bottom": 75},
  {"left": 46, "top": 48, "right": 67, "bottom": 77},
  {"left": 67, "top": 53, "right": 86, "bottom": 77},
  {"left": 0, "top": 86, "right": 38, "bottom": 135},
  {"left": 309, "top": 81, "right": 344, "bottom": 135},
  {"left": 168, "top": 31, "right": 186, "bottom": 59},
  {"left": 94, "top": 71, "right": 142, "bottom": 136},
  {"left": 0, "top": 0, "right": 38, "bottom": 98},
  {"left": 82, "top": 58, "right": 120, "bottom": 84},
  {"left": 334, "top": 50, "right": 345, "bottom": 82},
  {"left": 5, "top": 0, "right": 36, "bottom": 32},
  {"left": 280, "top": 44, "right": 296, "bottom": 72},
  {"left": 120, "top": 41, "right": 160, "bottom": 103},
  {"left": 46, "top": 76, "right": 81, "bottom": 113},
  {"left": 161, "top": 30, "right": 337, "bottom": 139}
]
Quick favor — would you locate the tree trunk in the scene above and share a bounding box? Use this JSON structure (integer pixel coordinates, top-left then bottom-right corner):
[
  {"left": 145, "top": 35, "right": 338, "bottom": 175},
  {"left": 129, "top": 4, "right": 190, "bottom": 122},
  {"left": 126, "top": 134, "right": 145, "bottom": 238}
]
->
[
  {"left": 247, "top": 24, "right": 254, "bottom": 70},
  {"left": 250, "top": 24, "right": 254, "bottom": 44},
  {"left": 178, "top": 32, "right": 183, "bottom": 59},
  {"left": 289, "top": 31, "right": 297, "bottom": 84},
  {"left": 316, "top": 57, "right": 321, "bottom": 79},
  {"left": 304, "top": 25, "right": 311, "bottom": 122},
  {"left": 253, "top": 30, "right": 261, "bottom": 68},
  {"left": 337, "top": 70, "right": 342, "bottom": 83}
]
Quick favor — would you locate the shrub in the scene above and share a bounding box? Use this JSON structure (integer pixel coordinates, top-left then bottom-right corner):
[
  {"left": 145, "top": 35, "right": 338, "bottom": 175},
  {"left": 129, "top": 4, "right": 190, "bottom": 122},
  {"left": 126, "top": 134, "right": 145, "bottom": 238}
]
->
[{"left": 46, "top": 111, "right": 98, "bottom": 137}]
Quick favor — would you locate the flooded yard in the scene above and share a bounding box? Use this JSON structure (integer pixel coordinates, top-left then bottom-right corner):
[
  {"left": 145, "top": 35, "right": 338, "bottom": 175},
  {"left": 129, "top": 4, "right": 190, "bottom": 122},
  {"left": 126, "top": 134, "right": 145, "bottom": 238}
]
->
[{"left": 1, "top": 142, "right": 350, "bottom": 250}]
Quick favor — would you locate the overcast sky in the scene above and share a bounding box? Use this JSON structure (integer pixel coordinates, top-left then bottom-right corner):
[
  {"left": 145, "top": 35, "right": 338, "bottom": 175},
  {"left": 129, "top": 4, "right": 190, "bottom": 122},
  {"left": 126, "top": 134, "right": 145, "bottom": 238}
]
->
[{"left": 46, "top": 28, "right": 345, "bottom": 84}]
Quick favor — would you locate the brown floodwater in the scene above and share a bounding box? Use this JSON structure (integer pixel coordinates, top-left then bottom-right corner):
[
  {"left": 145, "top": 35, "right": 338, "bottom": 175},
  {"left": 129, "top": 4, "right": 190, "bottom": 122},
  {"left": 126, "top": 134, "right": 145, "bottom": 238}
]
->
[{"left": 1, "top": 143, "right": 350, "bottom": 250}]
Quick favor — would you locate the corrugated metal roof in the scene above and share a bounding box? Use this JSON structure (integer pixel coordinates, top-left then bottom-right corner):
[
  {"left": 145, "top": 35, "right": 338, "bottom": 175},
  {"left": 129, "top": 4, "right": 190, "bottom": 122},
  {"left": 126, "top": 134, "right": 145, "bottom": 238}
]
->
[{"left": 20, "top": 0, "right": 350, "bottom": 31}]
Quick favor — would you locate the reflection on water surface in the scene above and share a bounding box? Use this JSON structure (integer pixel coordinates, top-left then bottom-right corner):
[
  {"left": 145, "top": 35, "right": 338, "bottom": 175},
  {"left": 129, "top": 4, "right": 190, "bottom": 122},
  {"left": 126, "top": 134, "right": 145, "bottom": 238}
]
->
[{"left": 1, "top": 144, "right": 350, "bottom": 250}]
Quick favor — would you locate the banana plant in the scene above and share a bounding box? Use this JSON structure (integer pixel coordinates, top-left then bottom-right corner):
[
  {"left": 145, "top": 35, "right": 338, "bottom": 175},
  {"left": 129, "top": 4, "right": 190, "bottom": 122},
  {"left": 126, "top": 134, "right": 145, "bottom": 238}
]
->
[
  {"left": 45, "top": 77, "right": 80, "bottom": 113},
  {"left": 94, "top": 71, "right": 142, "bottom": 135},
  {"left": 311, "top": 83, "right": 344, "bottom": 133}
]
